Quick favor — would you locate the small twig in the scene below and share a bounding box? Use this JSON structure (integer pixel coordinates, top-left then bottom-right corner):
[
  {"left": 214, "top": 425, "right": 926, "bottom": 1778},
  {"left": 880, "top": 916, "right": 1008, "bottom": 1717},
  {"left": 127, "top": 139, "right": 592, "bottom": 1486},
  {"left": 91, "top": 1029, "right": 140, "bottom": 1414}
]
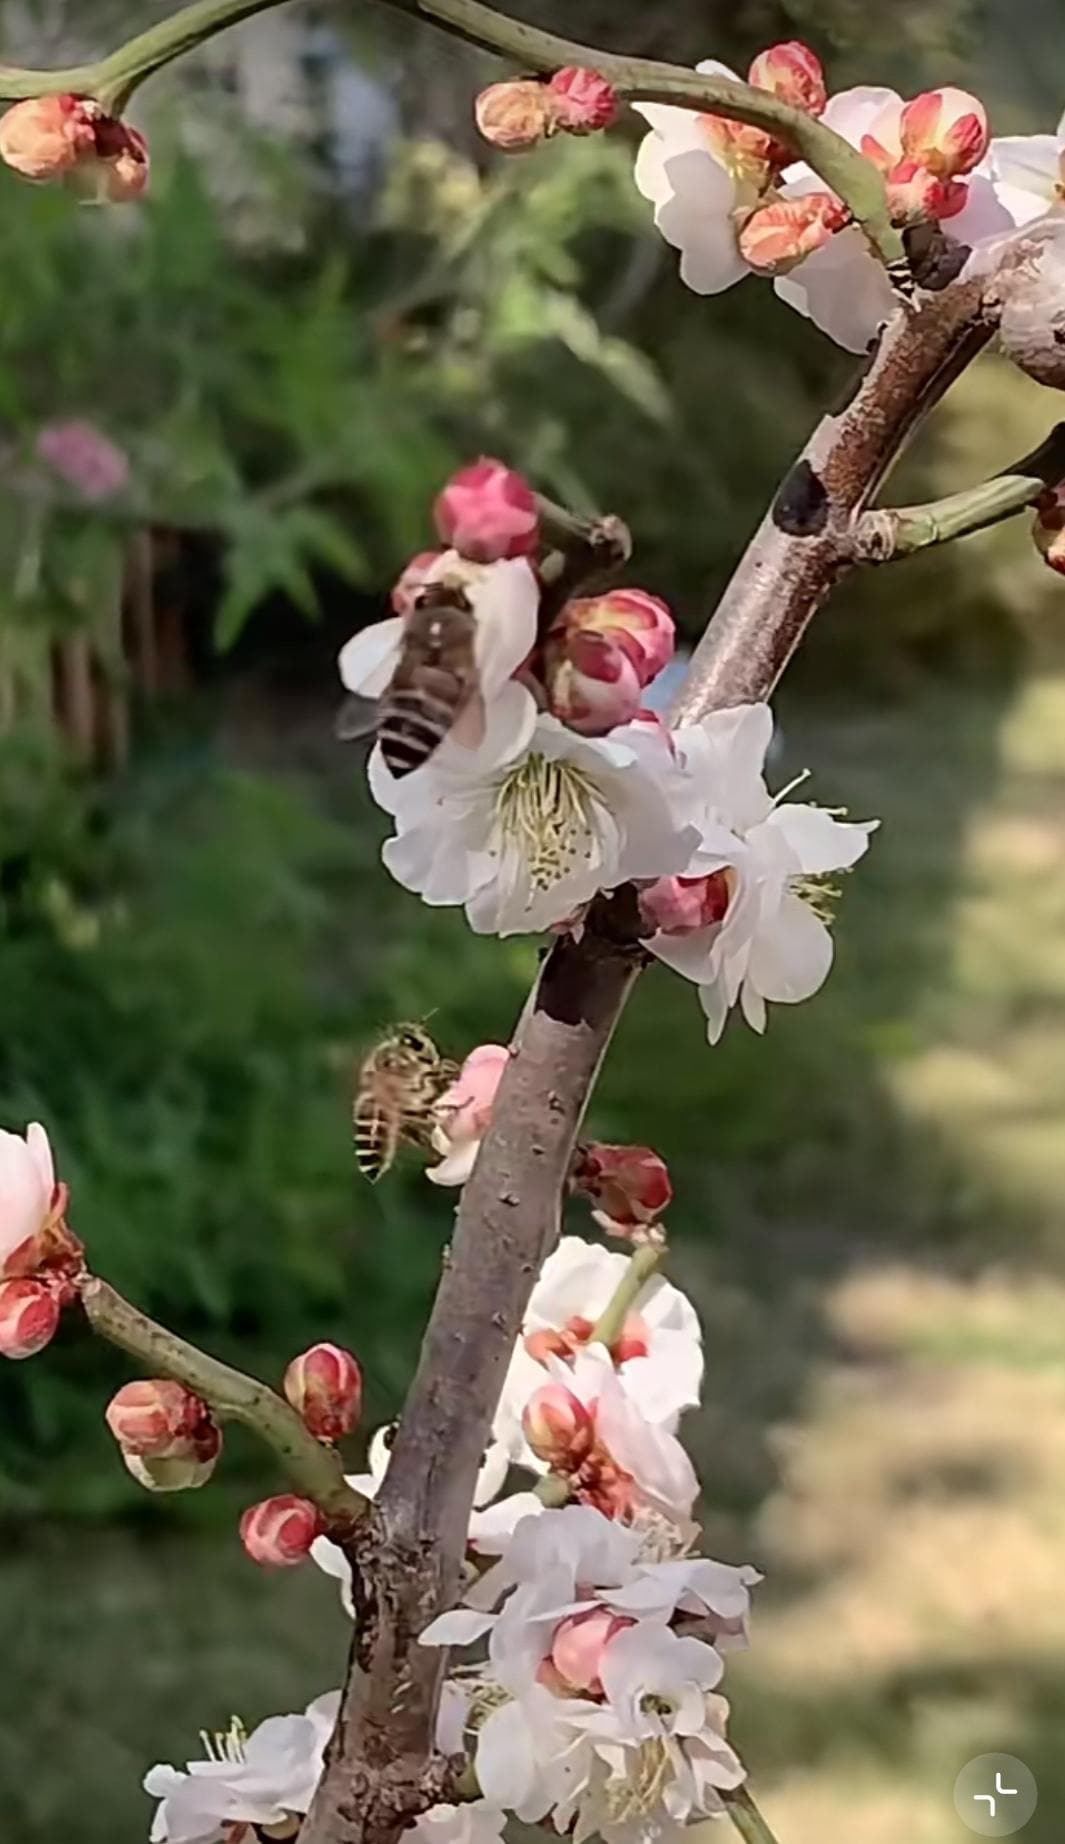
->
[
  {"left": 0, "top": 0, "right": 901, "bottom": 273},
  {"left": 79, "top": 1275, "right": 367, "bottom": 1527},
  {"left": 591, "top": 1242, "right": 663, "bottom": 1348},
  {"left": 724, "top": 1786, "right": 785, "bottom": 1844},
  {"left": 850, "top": 421, "right": 1065, "bottom": 561}
]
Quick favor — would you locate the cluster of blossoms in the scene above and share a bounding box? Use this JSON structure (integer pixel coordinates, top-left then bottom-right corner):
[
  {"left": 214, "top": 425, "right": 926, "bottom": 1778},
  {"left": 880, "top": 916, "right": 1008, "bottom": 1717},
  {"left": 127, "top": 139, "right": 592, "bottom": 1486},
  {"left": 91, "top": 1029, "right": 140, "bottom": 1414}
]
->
[
  {"left": 341, "top": 459, "right": 876, "bottom": 1044},
  {"left": 0, "top": 1124, "right": 83, "bottom": 1359}
]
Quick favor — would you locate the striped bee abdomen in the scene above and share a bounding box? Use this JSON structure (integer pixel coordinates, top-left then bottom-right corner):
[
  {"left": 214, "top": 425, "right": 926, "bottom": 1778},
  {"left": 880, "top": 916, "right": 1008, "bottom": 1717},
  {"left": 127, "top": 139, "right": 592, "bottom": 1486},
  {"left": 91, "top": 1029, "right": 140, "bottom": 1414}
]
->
[{"left": 378, "top": 677, "right": 463, "bottom": 779}]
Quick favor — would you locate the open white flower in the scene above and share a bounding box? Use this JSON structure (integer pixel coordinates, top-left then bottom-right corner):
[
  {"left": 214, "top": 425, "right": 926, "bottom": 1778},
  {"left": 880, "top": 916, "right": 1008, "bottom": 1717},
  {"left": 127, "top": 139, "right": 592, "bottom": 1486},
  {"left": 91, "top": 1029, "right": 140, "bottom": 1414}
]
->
[
  {"left": 0, "top": 1121, "right": 57, "bottom": 1271},
  {"left": 987, "top": 111, "right": 1065, "bottom": 228},
  {"left": 647, "top": 703, "right": 876, "bottom": 1042},
  {"left": 776, "top": 88, "right": 1013, "bottom": 351},
  {"left": 555, "top": 1625, "right": 745, "bottom": 1844},
  {"left": 312, "top": 1427, "right": 510, "bottom": 1608},
  {"left": 492, "top": 1237, "right": 703, "bottom": 1471},
  {"left": 370, "top": 699, "right": 699, "bottom": 937},
  {"left": 145, "top": 1694, "right": 338, "bottom": 1843},
  {"left": 338, "top": 551, "right": 539, "bottom": 714},
  {"left": 633, "top": 61, "right": 757, "bottom": 297}
]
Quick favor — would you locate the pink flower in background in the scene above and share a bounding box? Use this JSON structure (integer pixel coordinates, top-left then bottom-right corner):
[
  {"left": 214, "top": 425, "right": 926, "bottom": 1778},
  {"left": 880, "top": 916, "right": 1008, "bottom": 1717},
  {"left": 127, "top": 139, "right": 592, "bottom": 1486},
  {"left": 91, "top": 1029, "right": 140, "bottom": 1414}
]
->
[
  {"left": 36, "top": 420, "right": 130, "bottom": 502},
  {"left": 0, "top": 96, "right": 148, "bottom": 201}
]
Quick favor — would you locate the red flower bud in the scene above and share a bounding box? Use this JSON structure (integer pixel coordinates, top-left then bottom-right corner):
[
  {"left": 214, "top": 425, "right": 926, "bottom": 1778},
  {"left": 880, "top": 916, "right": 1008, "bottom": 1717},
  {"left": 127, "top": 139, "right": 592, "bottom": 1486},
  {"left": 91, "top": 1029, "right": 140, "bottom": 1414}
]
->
[
  {"left": 573, "top": 1143, "right": 672, "bottom": 1237},
  {"left": 105, "top": 1379, "right": 217, "bottom": 1459},
  {"left": 547, "top": 67, "right": 618, "bottom": 134},
  {"left": 638, "top": 871, "right": 732, "bottom": 937},
  {"left": 898, "top": 87, "right": 989, "bottom": 180},
  {"left": 522, "top": 1383, "right": 595, "bottom": 1469},
  {"left": 552, "top": 589, "right": 674, "bottom": 690},
  {"left": 884, "top": 157, "right": 967, "bottom": 224},
  {"left": 0, "top": 1277, "right": 59, "bottom": 1359},
  {"left": 0, "top": 95, "right": 148, "bottom": 200},
  {"left": 738, "top": 192, "right": 849, "bottom": 275},
  {"left": 284, "top": 1343, "right": 363, "bottom": 1443},
  {"left": 747, "top": 42, "right": 827, "bottom": 119},
  {"left": 433, "top": 457, "right": 539, "bottom": 564},
  {"left": 240, "top": 1493, "right": 325, "bottom": 1568},
  {"left": 475, "top": 80, "right": 555, "bottom": 153},
  {"left": 547, "top": 630, "right": 643, "bottom": 736}
]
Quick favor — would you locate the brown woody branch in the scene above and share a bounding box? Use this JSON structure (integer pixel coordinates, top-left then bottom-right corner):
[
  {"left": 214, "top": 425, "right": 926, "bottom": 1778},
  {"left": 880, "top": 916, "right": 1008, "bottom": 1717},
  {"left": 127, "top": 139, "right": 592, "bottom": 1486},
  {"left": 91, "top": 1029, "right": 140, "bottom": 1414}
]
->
[{"left": 300, "top": 279, "right": 998, "bottom": 1844}]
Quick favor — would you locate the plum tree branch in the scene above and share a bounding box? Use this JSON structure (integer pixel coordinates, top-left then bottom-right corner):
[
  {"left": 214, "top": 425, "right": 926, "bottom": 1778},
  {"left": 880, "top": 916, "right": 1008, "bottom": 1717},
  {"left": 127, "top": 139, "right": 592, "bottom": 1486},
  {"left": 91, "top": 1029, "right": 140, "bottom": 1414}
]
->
[
  {"left": 849, "top": 421, "right": 1065, "bottom": 561},
  {"left": 0, "top": 0, "right": 902, "bottom": 272},
  {"left": 299, "top": 277, "right": 1000, "bottom": 1844},
  {"left": 78, "top": 1275, "right": 367, "bottom": 1528}
]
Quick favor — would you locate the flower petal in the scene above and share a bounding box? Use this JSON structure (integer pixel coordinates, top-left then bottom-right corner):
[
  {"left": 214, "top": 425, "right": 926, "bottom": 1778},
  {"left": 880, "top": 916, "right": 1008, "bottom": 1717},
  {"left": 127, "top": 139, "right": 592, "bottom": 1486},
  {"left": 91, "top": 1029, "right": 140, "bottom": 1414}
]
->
[
  {"left": 338, "top": 617, "right": 404, "bottom": 699},
  {"left": 746, "top": 889, "right": 834, "bottom": 1003}
]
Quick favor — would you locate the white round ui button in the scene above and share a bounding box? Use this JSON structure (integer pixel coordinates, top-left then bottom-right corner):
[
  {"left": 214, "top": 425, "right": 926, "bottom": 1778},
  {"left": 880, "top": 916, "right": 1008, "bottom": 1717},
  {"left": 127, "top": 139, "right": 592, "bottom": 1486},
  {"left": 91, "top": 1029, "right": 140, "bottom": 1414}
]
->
[{"left": 954, "top": 1755, "right": 1037, "bottom": 1836}]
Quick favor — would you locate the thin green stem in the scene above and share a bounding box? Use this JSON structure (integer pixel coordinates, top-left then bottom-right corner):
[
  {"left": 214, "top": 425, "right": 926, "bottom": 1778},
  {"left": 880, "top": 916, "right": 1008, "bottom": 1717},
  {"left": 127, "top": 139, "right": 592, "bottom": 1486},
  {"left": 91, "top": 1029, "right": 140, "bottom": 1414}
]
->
[
  {"left": 79, "top": 1275, "right": 367, "bottom": 1527},
  {"left": 0, "top": 0, "right": 902, "bottom": 272},
  {"left": 852, "top": 422, "right": 1065, "bottom": 560},
  {"left": 591, "top": 1242, "right": 663, "bottom": 1349},
  {"left": 724, "top": 1786, "right": 785, "bottom": 1844}
]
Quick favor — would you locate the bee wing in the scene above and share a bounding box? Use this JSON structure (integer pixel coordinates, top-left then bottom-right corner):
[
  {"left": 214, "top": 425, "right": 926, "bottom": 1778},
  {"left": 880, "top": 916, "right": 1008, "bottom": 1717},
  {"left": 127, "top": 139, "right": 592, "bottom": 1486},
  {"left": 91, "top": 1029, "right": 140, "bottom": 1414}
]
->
[
  {"left": 334, "top": 693, "right": 380, "bottom": 743},
  {"left": 449, "top": 687, "right": 487, "bottom": 751}
]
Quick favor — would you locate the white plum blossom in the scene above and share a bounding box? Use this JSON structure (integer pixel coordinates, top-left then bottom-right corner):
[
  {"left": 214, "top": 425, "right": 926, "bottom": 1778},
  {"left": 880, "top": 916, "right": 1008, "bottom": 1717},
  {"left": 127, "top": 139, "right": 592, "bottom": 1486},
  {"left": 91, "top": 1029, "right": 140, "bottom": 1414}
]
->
[
  {"left": 493, "top": 1237, "right": 703, "bottom": 1469},
  {"left": 338, "top": 551, "right": 539, "bottom": 721},
  {"left": 647, "top": 703, "right": 877, "bottom": 1043},
  {"left": 0, "top": 1121, "right": 57, "bottom": 1272},
  {"left": 312, "top": 1426, "right": 512, "bottom": 1607},
  {"left": 987, "top": 110, "right": 1065, "bottom": 227},
  {"left": 632, "top": 61, "right": 757, "bottom": 297},
  {"left": 144, "top": 1694, "right": 338, "bottom": 1843},
  {"left": 370, "top": 697, "right": 699, "bottom": 937}
]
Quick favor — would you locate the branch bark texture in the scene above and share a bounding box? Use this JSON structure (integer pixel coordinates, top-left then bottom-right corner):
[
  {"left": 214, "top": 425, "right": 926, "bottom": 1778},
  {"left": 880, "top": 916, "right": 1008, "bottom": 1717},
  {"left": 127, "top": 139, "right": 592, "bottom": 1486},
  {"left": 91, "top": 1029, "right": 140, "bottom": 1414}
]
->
[{"left": 302, "top": 275, "right": 999, "bottom": 1844}]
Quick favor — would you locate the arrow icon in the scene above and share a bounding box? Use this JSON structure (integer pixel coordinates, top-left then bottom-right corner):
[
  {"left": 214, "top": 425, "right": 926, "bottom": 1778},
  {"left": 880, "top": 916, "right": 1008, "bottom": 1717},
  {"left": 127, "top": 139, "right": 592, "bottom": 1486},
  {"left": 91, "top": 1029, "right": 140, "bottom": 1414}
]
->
[{"left": 975, "top": 1772, "right": 1019, "bottom": 1818}]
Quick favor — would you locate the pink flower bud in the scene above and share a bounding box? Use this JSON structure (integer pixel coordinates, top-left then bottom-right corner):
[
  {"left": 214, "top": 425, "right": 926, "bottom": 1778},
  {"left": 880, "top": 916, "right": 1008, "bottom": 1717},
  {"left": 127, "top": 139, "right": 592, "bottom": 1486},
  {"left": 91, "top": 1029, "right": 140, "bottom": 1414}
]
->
[
  {"left": 433, "top": 458, "right": 539, "bottom": 564},
  {"left": 1034, "top": 487, "right": 1065, "bottom": 574},
  {"left": 240, "top": 1494, "right": 325, "bottom": 1568},
  {"left": 0, "top": 1278, "right": 60, "bottom": 1359},
  {"left": 0, "top": 94, "right": 96, "bottom": 180},
  {"left": 547, "top": 67, "right": 618, "bottom": 134},
  {"left": 747, "top": 42, "right": 827, "bottom": 118},
  {"left": 284, "top": 1343, "right": 363, "bottom": 1443},
  {"left": 573, "top": 1143, "right": 672, "bottom": 1235},
  {"left": 548, "top": 1607, "right": 635, "bottom": 1695},
  {"left": 553, "top": 589, "right": 674, "bottom": 689},
  {"left": 638, "top": 871, "right": 732, "bottom": 937},
  {"left": 391, "top": 549, "right": 445, "bottom": 617},
  {"left": 36, "top": 420, "right": 130, "bottom": 503},
  {"left": 105, "top": 1379, "right": 218, "bottom": 1459},
  {"left": 475, "top": 80, "right": 555, "bottom": 153},
  {"left": 428, "top": 1043, "right": 510, "bottom": 1187},
  {"left": 738, "top": 192, "right": 849, "bottom": 275},
  {"left": 522, "top": 1383, "right": 595, "bottom": 1469},
  {"left": 0, "top": 95, "right": 149, "bottom": 200},
  {"left": 547, "top": 630, "right": 643, "bottom": 736},
  {"left": 122, "top": 1444, "right": 219, "bottom": 1494},
  {"left": 884, "top": 157, "right": 967, "bottom": 223},
  {"left": 898, "top": 87, "right": 989, "bottom": 180}
]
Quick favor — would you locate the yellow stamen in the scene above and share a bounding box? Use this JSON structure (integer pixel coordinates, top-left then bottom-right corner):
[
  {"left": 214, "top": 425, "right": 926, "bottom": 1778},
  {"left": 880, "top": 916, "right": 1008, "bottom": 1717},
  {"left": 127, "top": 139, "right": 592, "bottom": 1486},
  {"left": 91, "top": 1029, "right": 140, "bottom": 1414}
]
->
[{"left": 494, "top": 753, "right": 598, "bottom": 892}]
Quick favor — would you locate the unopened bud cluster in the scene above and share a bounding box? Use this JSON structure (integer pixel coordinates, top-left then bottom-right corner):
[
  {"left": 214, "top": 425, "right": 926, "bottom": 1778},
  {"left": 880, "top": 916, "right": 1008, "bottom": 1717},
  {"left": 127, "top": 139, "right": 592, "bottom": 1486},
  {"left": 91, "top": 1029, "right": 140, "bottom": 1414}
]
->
[
  {"left": 861, "top": 84, "right": 989, "bottom": 226},
  {"left": 475, "top": 65, "right": 618, "bottom": 153},
  {"left": 106, "top": 1379, "right": 222, "bottom": 1492},
  {"left": 545, "top": 591, "right": 674, "bottom": 736},
  {"left": 0, "top": 94, "right": 148, "bottom": 201}
]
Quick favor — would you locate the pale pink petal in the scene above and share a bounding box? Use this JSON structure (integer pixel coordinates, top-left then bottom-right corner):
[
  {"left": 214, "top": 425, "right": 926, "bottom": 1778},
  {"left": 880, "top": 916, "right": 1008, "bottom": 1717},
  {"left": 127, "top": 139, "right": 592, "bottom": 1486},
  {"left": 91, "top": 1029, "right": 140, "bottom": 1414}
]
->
[
  {"left": 338, "top": 617, "right": 404, "bottom": 699},
  {"left": 746, "top": 890, "right": 834, "bottom": 1003},
  {"left": 774, "top": 224, "right": 895, "bottom": 352},
  {"left": 949, "top": 171, "right": 1019, "bottom": 245},
  {"left": 763, "top": 804, "right": 875, "bottom": 875},
  {"left": 25, "top": 1122, "right": 54, "bottom": 1195},
  {"left": 419, "top": 1608, "right": 496, "bottom": 1648}
]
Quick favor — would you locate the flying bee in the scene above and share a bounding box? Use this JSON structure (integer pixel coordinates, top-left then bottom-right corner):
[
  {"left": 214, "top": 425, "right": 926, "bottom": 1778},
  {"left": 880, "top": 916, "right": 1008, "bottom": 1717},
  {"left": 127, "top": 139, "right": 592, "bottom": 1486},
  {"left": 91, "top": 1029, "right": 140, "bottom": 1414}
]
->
[
  {"left": 334, "top": 582, "right": 484, "bottom": 780},
  {"left": 353, "top": 1023, "right": 458, "bottom": 1183}
]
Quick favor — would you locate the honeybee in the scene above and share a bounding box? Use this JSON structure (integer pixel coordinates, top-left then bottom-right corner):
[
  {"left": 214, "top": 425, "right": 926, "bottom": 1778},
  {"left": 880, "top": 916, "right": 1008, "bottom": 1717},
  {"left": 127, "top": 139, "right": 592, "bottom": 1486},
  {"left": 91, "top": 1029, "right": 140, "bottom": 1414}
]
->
[
  {"left": 335, "top": 582, "right": 484, "bottom": 780},
  {"left": 353, "top": 1023, "right": 458, "bottom": 1182}
]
